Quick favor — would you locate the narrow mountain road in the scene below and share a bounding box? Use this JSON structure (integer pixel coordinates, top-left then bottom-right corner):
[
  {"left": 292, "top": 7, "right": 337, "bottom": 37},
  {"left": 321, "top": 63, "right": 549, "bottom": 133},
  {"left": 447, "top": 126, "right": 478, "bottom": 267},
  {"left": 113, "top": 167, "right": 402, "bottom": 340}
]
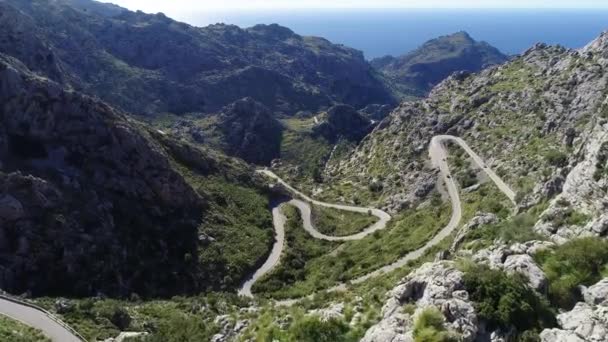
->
[
  {"left": 238, "top": 205, "right": 288, "bottom": 297},
  {"left": 0, "top": 297, "right": 82, "bottom": 342},
  {"left": 238, "top": 174, "right": 392, "bottom": 297},
  {"left": 240, "top": 135, "right": 517, "bottom": 300},
  {"left": 345, "top": 135, "right": 516, "bottom": 284},
  {"left": 257, "top": 170, "right": 392, "bottom": 241}
]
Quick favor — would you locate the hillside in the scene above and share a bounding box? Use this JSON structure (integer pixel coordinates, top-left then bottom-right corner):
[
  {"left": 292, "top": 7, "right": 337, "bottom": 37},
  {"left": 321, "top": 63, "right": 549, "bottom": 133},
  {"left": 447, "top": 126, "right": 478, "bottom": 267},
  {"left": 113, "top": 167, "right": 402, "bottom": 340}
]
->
[
  {"left": 0, "top": 53, "right": 276, "bottom": 297},
  {"left": 0, "top": 0, "right": 396, "bottom": 116},
  {"left": 323, "top": 40, "right": 604, "bottom": 212},
  {"left": 372, "top": 32, "right": 509, "bottom": 98},
  {"left": 241, "top": 33, "right": 608, "bottom": 341}
]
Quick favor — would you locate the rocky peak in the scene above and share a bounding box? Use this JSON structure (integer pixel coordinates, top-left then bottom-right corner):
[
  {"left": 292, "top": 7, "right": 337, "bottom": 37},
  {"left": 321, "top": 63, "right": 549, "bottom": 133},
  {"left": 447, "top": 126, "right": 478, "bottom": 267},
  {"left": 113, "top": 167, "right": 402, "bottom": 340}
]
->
[
  {"left": 247, "top": 24, "right": 296, "bottom": 41},
  {"left": 583, "top": 31, "right": 608, "bottom": 54},
  {"left": 217, "top": 98, "right": 283, "bottom": 165},
  {"left": 371, "top": 30, "right": 508, "bottom": 98}
]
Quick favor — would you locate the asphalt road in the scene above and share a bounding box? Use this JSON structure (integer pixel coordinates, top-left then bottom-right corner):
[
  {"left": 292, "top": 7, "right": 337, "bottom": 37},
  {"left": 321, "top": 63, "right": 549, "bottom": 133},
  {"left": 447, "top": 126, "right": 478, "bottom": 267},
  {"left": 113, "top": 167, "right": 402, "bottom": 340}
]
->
[{"left": 0, "top": 298, "right": 82, "bottom": 342}]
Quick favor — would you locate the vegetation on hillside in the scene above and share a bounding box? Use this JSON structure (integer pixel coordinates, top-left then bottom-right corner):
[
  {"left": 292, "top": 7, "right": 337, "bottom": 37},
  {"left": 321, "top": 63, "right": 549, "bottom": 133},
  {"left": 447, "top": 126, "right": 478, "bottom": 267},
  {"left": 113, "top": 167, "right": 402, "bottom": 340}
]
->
[
  {"left": 0, "top": 315, "right": 50, "bottom": 342},
  {"left": 535, "top": 238, "right": 608, "bottom": 309},
  {"left": 461, "top": 264, "right": 556, "bottom": 339},
  {"left": 253, "top": 206, "right": 338, "bottom": 296},
  {"left": 413, "top": 307, "right": 457, "bottom": 342},
  {"left": 312, "top": 205, "right": 378, "bottom": 236}
]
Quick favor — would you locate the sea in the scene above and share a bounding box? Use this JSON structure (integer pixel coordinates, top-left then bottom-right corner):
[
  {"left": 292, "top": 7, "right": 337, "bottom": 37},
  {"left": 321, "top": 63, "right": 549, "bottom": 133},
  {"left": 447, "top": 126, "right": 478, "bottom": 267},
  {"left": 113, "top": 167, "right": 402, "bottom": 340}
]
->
[{"left": 179, "top": 9, "right": 608, "bottom": 59}]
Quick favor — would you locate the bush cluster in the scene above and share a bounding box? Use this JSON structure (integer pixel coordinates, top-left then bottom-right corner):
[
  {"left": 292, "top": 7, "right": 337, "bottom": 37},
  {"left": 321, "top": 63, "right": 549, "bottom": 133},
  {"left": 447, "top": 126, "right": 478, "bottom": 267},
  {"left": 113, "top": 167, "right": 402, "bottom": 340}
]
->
[
  {"left": 535, "top": 237, "right": 608, "bottom": 309},
  {"left": 462, "top": 264, "right": 556, "bottom": 337}
]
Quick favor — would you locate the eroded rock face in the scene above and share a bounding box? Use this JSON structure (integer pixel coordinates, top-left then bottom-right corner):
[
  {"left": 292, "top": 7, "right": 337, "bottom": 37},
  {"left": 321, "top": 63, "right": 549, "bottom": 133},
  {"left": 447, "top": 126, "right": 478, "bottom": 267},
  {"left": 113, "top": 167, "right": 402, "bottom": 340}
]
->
[
  {"left": 535, "top": 123, "right": 608, "bottom": 243},
  {"left": 211, "top": 315, "right": 250, "bottom": 342},
  {"left": 541, "top": 277, "right": 608, "bottom": 342},
  {"left": 472, "top": 241, "right": 553, "bottom": 292},
  {"left": 361, "top": 261, "right": 478, "bottom": 342}
]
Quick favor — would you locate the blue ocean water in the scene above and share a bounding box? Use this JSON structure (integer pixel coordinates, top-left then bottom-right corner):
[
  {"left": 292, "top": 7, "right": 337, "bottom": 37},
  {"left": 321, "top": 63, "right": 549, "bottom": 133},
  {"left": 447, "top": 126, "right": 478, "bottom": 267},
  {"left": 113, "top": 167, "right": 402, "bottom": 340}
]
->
[{"left": 183, "top": 9, "right": 608, "bottom": 59}]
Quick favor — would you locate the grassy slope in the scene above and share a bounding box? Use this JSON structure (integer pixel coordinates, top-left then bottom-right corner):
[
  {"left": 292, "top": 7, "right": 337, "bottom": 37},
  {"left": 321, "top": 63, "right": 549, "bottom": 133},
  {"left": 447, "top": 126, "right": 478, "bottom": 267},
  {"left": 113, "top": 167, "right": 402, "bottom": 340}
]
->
[
  {"left": 312, "top": 205, "right": 378, "bottom": 236},
  {"left": 0, "top": 315, "right": 50, "bottom": 342}
]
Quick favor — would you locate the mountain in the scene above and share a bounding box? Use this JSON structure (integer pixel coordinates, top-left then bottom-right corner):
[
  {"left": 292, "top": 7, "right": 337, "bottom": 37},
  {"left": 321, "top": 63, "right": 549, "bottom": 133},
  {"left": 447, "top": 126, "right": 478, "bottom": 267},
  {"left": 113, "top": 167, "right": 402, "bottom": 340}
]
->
[
  {"left": 5, "top": 2, "right": 608, "bottom": 341},
  {"left": 0, "top": 0, "right": 396, "bottom": 116},
  {"left": 0, "top": 53, "right": 276, "bottom": 297},
  {"left": 214, "top": 98, "right": 284, "bottom": 165},
  {"left": 371, "top": 32, "right": 509, "bottom": 98},
  {"left": 312, "top": 104, "right": 375, "bottom": 143}
]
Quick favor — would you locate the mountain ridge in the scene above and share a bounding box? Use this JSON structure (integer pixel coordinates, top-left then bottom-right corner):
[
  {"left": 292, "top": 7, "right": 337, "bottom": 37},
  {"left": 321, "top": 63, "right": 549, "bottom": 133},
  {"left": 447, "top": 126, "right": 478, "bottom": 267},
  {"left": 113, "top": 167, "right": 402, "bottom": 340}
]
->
[
  {"left": 371, "top": 31, "right": 509, "bottom": 98},
  {"left": 0, "top": 0, "right": 397, "bottom": 116}
]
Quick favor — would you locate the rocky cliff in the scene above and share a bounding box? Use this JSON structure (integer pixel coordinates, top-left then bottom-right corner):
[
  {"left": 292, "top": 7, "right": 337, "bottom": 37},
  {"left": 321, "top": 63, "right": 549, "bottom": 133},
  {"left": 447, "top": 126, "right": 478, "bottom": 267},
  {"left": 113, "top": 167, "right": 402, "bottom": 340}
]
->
[
  {"left": 0, "top": 53, "right": 272, "bottom": 297},
  {"left": 215, "top": 98, "right": 284, "bottom": 165}
]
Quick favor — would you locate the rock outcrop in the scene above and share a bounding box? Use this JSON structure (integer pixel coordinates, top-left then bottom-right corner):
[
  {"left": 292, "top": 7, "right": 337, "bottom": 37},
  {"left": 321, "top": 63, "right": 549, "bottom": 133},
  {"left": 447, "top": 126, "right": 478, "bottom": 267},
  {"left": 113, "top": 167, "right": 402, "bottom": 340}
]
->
[
  {"left": 312, "top": 104, "right": 374, "bottom": 143},
  {"left": 216, "top": 98, "right": 283, "bottom": 165},
  {"left": 361, "top": 261, "right": 478, "bottom": 342},
  {"left": 472, "top": 241, "right": 553, "bottom": 292},
  {"left": 541, "top": 278, "right": 608, "bottom": 342},
  {"left": 535, "top": 122, "right": 608, "bottom": 243}
]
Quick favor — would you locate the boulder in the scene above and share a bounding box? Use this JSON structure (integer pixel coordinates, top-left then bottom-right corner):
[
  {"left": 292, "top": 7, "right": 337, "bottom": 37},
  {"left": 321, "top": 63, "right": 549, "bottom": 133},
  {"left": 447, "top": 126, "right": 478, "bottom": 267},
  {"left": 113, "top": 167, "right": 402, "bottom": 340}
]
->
[
  {"left": 540, "top": 277, "right": 608, "bottom": 342},
  {"left": 583, "top": 278, "right": 608, "bottom": 306},
  {"left": 0, "top": 194, "right": 23, "bottom": 221},
  {"left": 361, "top": 262, "right": 478, "bottom": 342},
  {"left": 503, "top": 254, "right": 548, "bottom": 292}
]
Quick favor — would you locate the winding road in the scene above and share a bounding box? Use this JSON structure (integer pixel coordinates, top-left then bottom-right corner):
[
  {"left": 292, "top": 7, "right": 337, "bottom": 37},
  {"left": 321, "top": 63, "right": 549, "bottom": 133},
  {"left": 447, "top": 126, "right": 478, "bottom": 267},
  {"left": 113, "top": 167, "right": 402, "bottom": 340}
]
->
[
  {"left": 0, "top": 297, "right": 82, "bottom": 341},
  {"left": 239, "top": 135, "right": 517, "bottom": 298}
]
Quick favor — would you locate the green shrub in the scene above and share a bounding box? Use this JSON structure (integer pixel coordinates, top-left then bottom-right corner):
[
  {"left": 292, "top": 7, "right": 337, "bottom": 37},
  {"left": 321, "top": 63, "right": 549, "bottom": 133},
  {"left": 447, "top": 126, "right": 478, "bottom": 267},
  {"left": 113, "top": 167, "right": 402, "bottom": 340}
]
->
[
  {"left": 413, "top": 307, "right": 456, "bottom": 342},
  {"left": 535, "top": 238, "right": 608, "bottom": 309},
  {"left": 290, "top": 316, "right": 356, "bottom": 342},
  {"left": 462, "top": 265, "right": 555, "bottom": 336},
  {"left": 0, "top": 315, "right": 50, "bottom": 342},
  {"left": 549, "top": 208, "right": 591, "bottom": 227},
  {"left": 109, "top": 307, "right": 131, "bottom": 330},
  {"left": 543, "top": 150, "right": 568, "bottom": 167},
  {"left": 143, "top": 314, "right": 216, "bottom": 342}
]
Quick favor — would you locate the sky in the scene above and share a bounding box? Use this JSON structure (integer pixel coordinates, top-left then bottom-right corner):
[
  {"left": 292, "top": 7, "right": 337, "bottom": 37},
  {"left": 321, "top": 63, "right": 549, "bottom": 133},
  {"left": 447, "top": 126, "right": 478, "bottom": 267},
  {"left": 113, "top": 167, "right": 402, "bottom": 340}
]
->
[{"left": 104, "top": 0, "right": 608, "bottom": 14}]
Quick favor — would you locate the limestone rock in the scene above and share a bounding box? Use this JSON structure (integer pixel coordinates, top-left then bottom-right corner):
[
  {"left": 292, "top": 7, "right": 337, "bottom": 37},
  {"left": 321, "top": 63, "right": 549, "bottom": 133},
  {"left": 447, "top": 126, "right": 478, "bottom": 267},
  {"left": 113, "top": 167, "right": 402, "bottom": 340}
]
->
[
  {"left": 309, "top": 303, "right": 345, "bottom": 322},
  {"left": 473, "top": 241, "right": 552, "bottom": 291},
  {"left": 361, "top": 261, "right": 478, "bottom": 342},
  {"left": 541, "top": 277, "right": 608, "bottom": 342}
]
